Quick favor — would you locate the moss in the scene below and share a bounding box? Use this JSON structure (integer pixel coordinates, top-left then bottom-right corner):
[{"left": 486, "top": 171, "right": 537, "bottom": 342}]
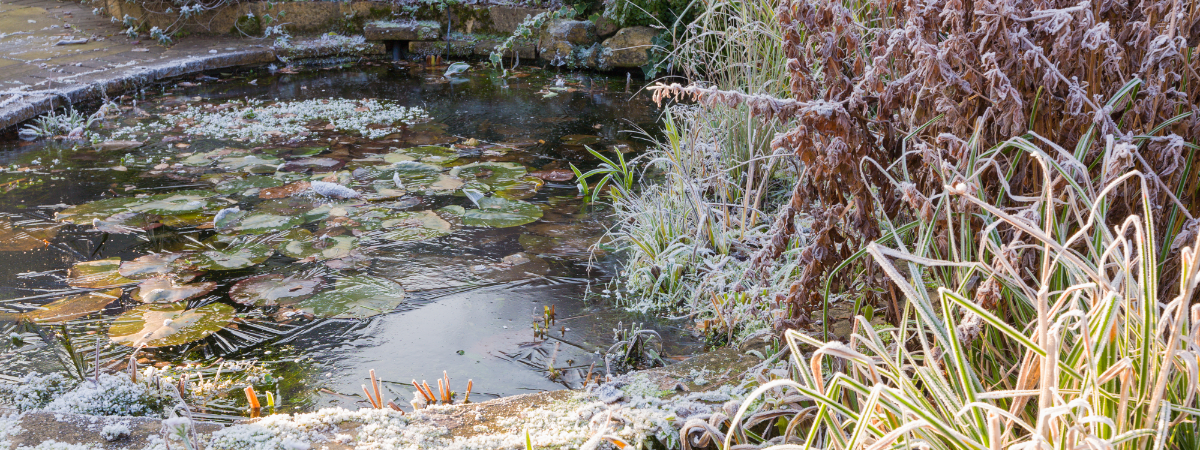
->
[{"left": 232, "top": 13, "right": 263, "bottom": 36}]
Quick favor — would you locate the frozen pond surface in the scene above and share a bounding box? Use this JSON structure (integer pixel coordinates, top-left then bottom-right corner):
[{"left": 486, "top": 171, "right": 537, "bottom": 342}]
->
[{"left": 0, "top": 62, "right": 702, "bottom": 417}]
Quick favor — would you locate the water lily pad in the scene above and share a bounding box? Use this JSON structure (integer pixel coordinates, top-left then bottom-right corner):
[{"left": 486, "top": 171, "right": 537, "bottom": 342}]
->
[
  {"left": 20, "top": 289, "right": 123, "bottom": 324},
  {"left": 493, "top": 176, "right": 545, "bottom": 200},
  {"left": 278, "top": 233, "right": 358, "bottom": 260},
  {"left": 56, "top": 198, "right": 148, "bottom": 224},
  {"left": 463, "top": 197, "right": 543, "bottom": 228},
  {"left": 108, "top": 302, "right": 235, "bottom": 348},
  {"left": 290, "top": 275, "right": 405, "bottom": 319},
  {"left": 213, "top": 175, "right": 283, "bottom": 194},
  {"left": 0, "top": 217, "right": 60, "bottom": 251},
  {"left": 230, "top": 274, "right": 322, "bottom": 306},
  {"left": 448, "top": 162, "right": 527, "bottom": 187},
  {"left": 385, "top": 146, "right": 459, "bottom": 165},
  {"left": 191, "top": 245, "right": 273, "bottom": 271},
  {"left": 118, "top": 253, "right": 194, "bottom": 280},
  {"left": 130, "top": 191, "right": 225, "bottom": 216},
  {"left": 279, "top": 158, "right": 345, "bottom": 173},
  {"left": 68, "top": 258, "right": 136, "bottom": 288},
  {"left": 471, "top": 252, "right": 551, "bottom": 282},
  {"left": 529, "top": 169, "right": 575, "bottom": 182},
  {"left": 376, "top": 210, "right": 454, "bottom": 242},
  {"left": 275, "top": 146, "right": 328, "bottom": 157},
  {"left": 217, "top": 212, "right": 305, "bottom": 235},
  {"left": 220, "top": 154, "right": 281, "bottom": 170},
  {"left": 132, "top": 276, "right": 217, "bottom": 303}
]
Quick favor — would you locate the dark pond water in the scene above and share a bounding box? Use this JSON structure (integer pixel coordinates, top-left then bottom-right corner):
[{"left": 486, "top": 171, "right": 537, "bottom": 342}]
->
[{"left": 0, "top": 62, "right": 702, "bottom": 417}]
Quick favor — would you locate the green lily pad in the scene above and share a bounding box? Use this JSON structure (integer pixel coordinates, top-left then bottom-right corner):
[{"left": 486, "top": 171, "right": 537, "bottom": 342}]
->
[
  {"left": 118, "top": 252, "right": 195, "bottom": 280},
  {"left": 191, "top": 245, "right": 273, "bottom": 271},
  {"left": 130, "top": 191, "right": 225, "bottom": 216},
  {"left": 275, "top": 146, "right": 328, "bottom": 157},
  {"left": 384, "top": 146, "right": 459, "bottom": 164},
  {"left": 291, "top": 275, "right": 405, "bottom": 319},
  {"left": 493, "top": 176, "right": 545, "bottom": 200},
  {"left": 278, "top": 233, "right": 359, "bottom": 261},
  {"left": 230, "top": 274, "right": 322, "bottom": 306},
  {"left": 56, "top": 198, "right": 148, "bottom": 225},
  {"left": 217, "top": 212, "right": 305, "bottom": 235},
  {"left": 213, "top": 175, "right": 283, "bottom": 194},
  {"left": 0, "top": 217, "right": 60, "bottom": 251},
  {"left": 463, "top": 197, "right": 543, "bottom": 228},
  {"left": 220, "top": 154, "right": 281, "bottom": 171},
  {"left": 67, "top": 258, "right": 136, "bottom": 288},
  {"left": 449, "top": 162, "right": 527, "bottom": 187},
  {"left": 132, "top": 276, "right": 218, "bottom": 303},
  {"left": 108, "top": 302, "right": 235, "bottom": 348},
  {"left": 20, "top": 289, "right": 123, "bottom": 324},
  {"left": 376, "top": 210, "right": 455, "bottom": 242}
]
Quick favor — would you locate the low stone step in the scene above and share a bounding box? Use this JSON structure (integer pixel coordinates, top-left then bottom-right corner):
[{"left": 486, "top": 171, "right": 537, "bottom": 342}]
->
[{"left": 364, "top": 20, "right": 442, "bottom": 41}]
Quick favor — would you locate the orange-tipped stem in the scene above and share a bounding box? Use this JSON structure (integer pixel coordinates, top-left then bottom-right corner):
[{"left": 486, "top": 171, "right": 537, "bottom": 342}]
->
[
  {"left": 464, "top": 379, "right": 473, "bottom": 403},
  {"left": 370, "top": 369, "right": 383, "bottom": 409},
  {"left": 442, "top": 371, "right": 451, "bottom": 403},
  {"left": 437, "top": 379, "right": 445, "bottom": 404},
  {"left": 412, "top": 380, "right": 434, "bottom": 403},
  {"left": 422, "top": 381, "right": 436, "bottom": 404},
  {"left": 362, "top": 385, "right": 379, "bottom": 408},
  {"left": 387, "top": 400, "right": 404, "bottom": 412},
  {"left": 244, "top": 386, "right": 261, "bottom": 409}
]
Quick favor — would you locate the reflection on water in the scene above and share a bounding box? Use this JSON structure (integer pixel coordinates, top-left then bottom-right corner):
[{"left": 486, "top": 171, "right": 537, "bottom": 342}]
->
[{"left": 0, "top": 62, "right": 701, "bottom": 415}]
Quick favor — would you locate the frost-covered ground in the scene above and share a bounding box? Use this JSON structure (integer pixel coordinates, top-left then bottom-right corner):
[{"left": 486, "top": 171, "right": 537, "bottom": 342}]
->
[{"left": 1, "top": 357, "right": 754, "bottom": 450}]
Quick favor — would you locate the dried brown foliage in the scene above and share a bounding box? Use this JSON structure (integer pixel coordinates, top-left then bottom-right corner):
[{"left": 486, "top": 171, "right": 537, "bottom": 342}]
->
[{"left": 652, "top": 0, "right": 1200, "bottom": 326}]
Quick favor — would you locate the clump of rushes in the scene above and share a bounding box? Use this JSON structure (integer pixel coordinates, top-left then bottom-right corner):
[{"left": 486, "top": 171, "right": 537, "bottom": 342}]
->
[{"left": 408, "top": 372, "right": 472, "bottom": 409}]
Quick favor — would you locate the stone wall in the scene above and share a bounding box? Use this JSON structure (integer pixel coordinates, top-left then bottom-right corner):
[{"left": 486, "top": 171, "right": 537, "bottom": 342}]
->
[{"left": 101, "top": 1, "right": 661, "bottom": 70}]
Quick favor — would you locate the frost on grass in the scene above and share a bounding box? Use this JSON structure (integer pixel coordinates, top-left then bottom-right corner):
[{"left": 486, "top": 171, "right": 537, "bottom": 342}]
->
[
  {"left": 2, "top": 373, "right": 178, "bottom": 418},
  {"left": 3, "top": 372, "right": 77, "bottom": 411},
  {"left": 100, "top": 423, "right": 131, "bottom": 441},
  {"left": 201, "top": 372, "right": 743, "bottom": 450},
  {"left": 113, "top": 98, "right": 428, "bottom": 143}
]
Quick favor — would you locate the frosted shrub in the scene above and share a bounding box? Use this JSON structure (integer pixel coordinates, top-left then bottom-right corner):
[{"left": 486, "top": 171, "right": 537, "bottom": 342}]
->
[
  {"left": 42, "top": 374, "right": 174, "bottom": 417},
  {"left": 2, "top": 372, "right": 78, "bottom": 411},
  {"left": 100, "top": 423, "right": 131, "bottom": 441}
]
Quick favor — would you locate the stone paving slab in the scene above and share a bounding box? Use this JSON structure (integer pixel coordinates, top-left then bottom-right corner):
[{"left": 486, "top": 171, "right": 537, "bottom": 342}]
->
[{"left": 0, "top": 0, "right": 377, "bottom": 131}]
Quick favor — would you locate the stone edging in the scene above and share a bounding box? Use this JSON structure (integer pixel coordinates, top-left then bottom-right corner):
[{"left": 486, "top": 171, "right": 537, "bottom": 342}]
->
[{"left": 3, "top": 45, "right": 282, "bottom": 131}]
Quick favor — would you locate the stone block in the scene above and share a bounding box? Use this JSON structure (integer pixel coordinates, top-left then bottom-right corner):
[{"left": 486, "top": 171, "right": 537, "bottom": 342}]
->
[
  {"left": 487, "top": 5, "right": 549, "bottom": 34},
  {"left": 600, "top": 26, "right": 658, "bottom": 68},
  {"left": 364, "top": 20, "right": 441, "bottom": 41}
]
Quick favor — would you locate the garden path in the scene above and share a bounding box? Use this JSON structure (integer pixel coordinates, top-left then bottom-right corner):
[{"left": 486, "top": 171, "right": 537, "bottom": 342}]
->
[{"left": 0, "top": 0, "right": 276, "bottom": 129}]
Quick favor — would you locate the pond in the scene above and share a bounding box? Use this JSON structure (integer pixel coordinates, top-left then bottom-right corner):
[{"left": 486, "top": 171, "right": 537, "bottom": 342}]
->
[{"left": 0, "top": 62, "right": 702, "bottom": 418}]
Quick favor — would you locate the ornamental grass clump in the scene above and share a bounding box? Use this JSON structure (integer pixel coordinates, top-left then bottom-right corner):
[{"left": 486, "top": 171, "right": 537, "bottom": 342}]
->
[{"left": 697, "top": 145, "right": 1200, "bottom": 448}]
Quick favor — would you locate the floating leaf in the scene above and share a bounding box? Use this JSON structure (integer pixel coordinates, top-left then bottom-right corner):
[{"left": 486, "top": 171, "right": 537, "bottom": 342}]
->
[
  {"left": 278, "top": 233, "right": 358, "bottom": 261},
  {"left": 291, "top": 275, "right": 405, "bottom": 319},
  {"left": 130, "top": 191, "right": 225, "bottom": 216},
  {"left": 20, "top": 289, "right": 123, "bottom": 324},
  {"left": 463, "top": 197, "right": 543, "bottom": 228},
  {"left": 493, "top": 176, "right": 545, "bottom": 200},
  {"left": 217, "top": 212, "right": 304, "bottom": 235},
  {"left": 213, "top": 175, "right": 284, "bottom": 194},
  {"left": 0, "top": 217, "right": 59, "bottom": 251},
  {"left": 68, "top": 258, "right": 136, "bottom": 288},
  {"left": 472, "top": 252, "right": 551, "bottom": 282},
  {"left": 132, "top": 276, "right": 217, "bottom": 303},
  {"left": 376, "top": 210, "right": 455, "bottom": 242},
  {"left": 449, "top": 162, "right": 527, "bottom": 187},
  {"left": 118, "top": 253, "right": 194, "bottom": 280},
  {"left": 230, "top": 274, "right": 322, "bottom": 306},
  {"left": 220, "top": 154, "right": 281, "bottom": 170},
  {"left": 280, "top": 157, "right": 346, "bottom": 173},
  {"left": 56, "top": 198, "right": 147, "bottom": 224},
  {"left": 191, "top": 245, "right": 273, "bottom": 271},
  {"left": 108, "top": 302, "right": 235, "bottom": 348},
  {"left": 384, "top": 146, "right": 459, "bottom": 165}
]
